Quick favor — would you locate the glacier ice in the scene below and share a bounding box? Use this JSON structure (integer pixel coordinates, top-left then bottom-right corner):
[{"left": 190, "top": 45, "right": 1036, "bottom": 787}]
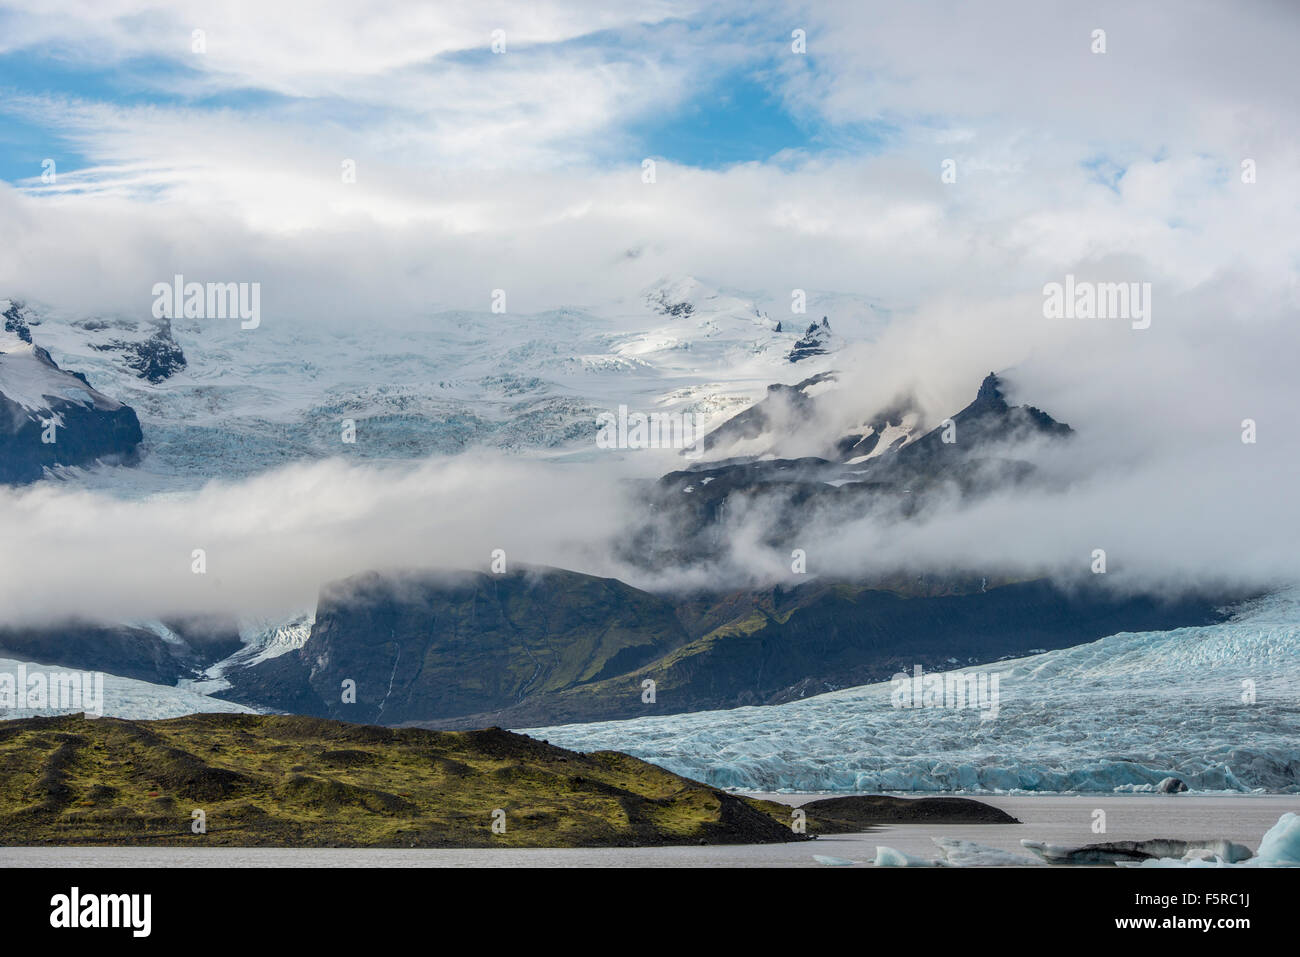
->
[
  {"left": 932, "top": 839, "right": 1044, "bottom": 867},
  {"left": 1021, "top": 838, "right": 1253, "bottom": 865},
  {"left": 0, "top": 656, "right": 257, "bottom": 721},
  {"left": 884, "top": 816, "right": 1300, "bottom": 868},
  {"left": 527, "top": 591, "right": 1300, "bottom": 793},
  {"left": 16, "top": 283, "right": 874, "bottom": 489},
  {"left": 1120, "top": 814, "right": 1300, "bottom": 867},
  {"left": 1256, "top": 812, "right": 1300, "bottom": 864},
  {"left": 873, "top": 846, "right": 942, "bottom": 867}
]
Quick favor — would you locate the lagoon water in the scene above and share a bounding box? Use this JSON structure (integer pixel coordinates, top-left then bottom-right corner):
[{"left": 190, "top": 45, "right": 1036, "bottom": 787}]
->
[{"left": 3, "top": 795, "right": 1295, "bottom": 867}]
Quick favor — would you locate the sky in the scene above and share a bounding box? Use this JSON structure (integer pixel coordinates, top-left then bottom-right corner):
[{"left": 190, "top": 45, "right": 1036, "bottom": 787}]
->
[
  {"left": 0, "top": 1, "right": 1299, "bottom": 620},
  {"left": 0, "top": 0, "right": 1294, "bottom": 317}
]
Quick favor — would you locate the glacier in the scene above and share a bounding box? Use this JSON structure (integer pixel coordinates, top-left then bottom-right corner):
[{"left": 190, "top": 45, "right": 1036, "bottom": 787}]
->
[
  {"left": 526, "top": 591, "right": 1300, "bottom": 794},
  {"left": 0, "top": 656, "right": 257, "bottom": 721},
  {"left": 9, "top": 279, "right": 887, "bottom": 491}
]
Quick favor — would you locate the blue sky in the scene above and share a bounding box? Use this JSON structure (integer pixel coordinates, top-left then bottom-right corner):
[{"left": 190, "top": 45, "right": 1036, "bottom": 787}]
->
[
  {"left": 0, "top": 0, "right": 1293, "bottom": 323},
  {"left": 0, "top": 12, "right": 847, "bottom": 184}
]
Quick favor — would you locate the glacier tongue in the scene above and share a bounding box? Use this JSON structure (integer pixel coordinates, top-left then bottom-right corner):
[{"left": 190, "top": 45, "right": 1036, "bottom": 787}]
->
[
  {"left": 0, "top": 656, "right": 257, "bottom": 721},
  {"left": 525, "top": 591, "right": 1300, "bottom": 794}
]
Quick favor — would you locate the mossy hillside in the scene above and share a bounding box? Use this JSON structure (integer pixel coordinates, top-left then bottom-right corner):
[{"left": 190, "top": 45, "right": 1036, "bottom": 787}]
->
[
  {"left": 219, "top": 567, "right": 693, "bottom": 725},
  {"left": 428, "top": 577, "right": 1234, "bottom": 729},
  {"left": 0, "top": 713, "right": 813, "bottom": 847}
]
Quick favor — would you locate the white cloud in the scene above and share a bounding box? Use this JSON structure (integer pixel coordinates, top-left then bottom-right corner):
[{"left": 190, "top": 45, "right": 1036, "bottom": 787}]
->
[{"left": 0, "top": 1, "right": 1298, "bottom": 619}]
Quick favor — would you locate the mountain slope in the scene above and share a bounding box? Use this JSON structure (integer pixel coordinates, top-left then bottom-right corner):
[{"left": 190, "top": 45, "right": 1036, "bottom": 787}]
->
[
  {"left": 411, "top": 577, "right": 1234, "bottom": 729},
  {"left": 214, "top": 567, "right": 693, "bottom": 724},
  {"left": 623, "top": 371, "right": 1073, "bottom": 570},
  {"left": 0, "top": 302, "right": 144, "bottom": 484},
  {"left": 199, "top": 562, "right": 1236, "bottom": 729}
]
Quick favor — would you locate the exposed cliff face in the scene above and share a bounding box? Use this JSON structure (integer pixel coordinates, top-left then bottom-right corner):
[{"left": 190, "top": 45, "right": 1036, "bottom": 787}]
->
[{"left": 891, "top": 372, "right": 1072, "bottom": 467}]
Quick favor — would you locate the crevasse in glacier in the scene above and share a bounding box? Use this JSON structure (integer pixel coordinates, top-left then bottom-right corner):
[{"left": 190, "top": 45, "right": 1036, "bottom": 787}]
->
[{"left": 526, "top": 591, "right": 1300, "bottom": 793}]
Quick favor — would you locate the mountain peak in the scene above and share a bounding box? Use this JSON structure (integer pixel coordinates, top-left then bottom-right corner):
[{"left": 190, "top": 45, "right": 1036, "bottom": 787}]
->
[{"left": 976, "top": 372, "right": 1004, "bottom": 402}]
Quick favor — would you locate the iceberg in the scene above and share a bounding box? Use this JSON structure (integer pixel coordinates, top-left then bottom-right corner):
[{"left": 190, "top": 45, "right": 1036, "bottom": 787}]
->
[
  {"left": 873, "top": 846, "right": 943, "bottom": 867},
  {"left": 1021, "top": 838, "right": 1254, "bottom": 865},
  {"left": 1256, "top": 812, "right": 1300, "bottom": 864},
  {"left": 873, "top": 816, "right": 1299, "bottom": 868},
  {"left": 933, "top": 839, "right": 1043, "bottom": 867}
]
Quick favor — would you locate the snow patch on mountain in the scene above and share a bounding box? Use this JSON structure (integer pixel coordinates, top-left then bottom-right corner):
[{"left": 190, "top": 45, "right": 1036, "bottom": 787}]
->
[{"left": 179, "top": 612, "right": 316, "bottom": 695}]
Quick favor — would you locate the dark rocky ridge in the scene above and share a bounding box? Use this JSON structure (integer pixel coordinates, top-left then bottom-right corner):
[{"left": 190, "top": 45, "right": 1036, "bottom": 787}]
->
[
  {"left": 622, "top": 371, "right": 1074, "bottom": 570},
  {"left": 893, "top": 372, "right": 1071, "bottom": 467},
  {"left": 700, "top": 371, "right": 831, "bottom": 453},
  {"left": 89, "top": 316, "right": 187, "bottom": 383},
  {"left": 205, "top": 372, "right": 1237, "bottom": 729},
  {"left": 0, "top": 330, "right": 144, "bottom": 483},
  {"left": 213, "top": 566, "right": 1236, "bottom": 729},
  {"left": 3, "top": 301, "right": 34, "bottom": 343},
  {"left": 0, "top": 615, "right": 244, "bottom": 686},
  {"left": 787, "top": 317, "right": 833, "bottom": 362}
]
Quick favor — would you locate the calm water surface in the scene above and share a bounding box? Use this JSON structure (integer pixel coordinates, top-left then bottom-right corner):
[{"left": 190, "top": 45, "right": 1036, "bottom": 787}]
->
[{"left": 2, "top": 795, "right": 1294, "bottom": 867}]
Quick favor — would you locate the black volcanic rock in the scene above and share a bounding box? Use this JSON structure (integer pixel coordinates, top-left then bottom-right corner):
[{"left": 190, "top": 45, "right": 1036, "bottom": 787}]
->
[
  {"left": 833, "top": 398, "right": 919, "bottom": 461},
  {"left": 647, "top": 289, "right": 695, "bottom": 318},
  {"left": 623, "top": 370, "right": 1074, "bottom": 569}
]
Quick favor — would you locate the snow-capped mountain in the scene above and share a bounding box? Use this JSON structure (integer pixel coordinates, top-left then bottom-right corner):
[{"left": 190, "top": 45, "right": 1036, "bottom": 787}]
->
[
  {"left": 1, "top": 278, "right": 887, "bottom": 489},
  {"left": 0, "top": 300, "right": 144, "bottom": 483},
  {"left": 624, "top": 370, "right": 1073, "bottom": 572}
]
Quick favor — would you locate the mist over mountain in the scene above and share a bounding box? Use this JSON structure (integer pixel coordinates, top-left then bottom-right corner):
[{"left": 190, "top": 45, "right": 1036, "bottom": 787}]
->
[
  {"left": 0, "top": 271, "right": 1296, "bottom": 631},
  {"left": 1, "top": 0, "right": 1298, "bottom": 833}
]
